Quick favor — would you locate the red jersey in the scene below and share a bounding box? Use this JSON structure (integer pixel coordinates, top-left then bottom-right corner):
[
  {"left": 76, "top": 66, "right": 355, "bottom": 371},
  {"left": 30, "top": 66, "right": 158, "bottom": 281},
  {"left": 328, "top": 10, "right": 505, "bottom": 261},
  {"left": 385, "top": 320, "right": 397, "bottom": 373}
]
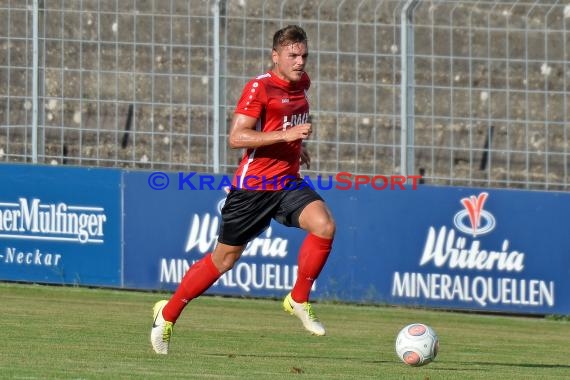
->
[{"left": 231, "top": 71, "right": 310, "bottom": 190}]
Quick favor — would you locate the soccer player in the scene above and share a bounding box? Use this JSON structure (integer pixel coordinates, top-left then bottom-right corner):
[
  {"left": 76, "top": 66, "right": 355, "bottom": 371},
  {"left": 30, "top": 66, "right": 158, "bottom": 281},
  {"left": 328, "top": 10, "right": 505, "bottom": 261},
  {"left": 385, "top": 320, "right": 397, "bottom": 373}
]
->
[{"left": 151, "top": 25, "right": 335, "bottom": 354}]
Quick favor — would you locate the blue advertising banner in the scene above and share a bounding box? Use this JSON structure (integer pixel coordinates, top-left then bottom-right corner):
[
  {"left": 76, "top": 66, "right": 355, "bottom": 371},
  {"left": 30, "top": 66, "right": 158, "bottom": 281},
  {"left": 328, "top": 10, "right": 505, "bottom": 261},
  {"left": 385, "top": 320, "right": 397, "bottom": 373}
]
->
[
  {"left": 5, "top": 164, "right": 566, "bottom": 315},
  {"left": 321, "top": 185, "right": 570, "bottom": 315},
  {"left": 123, "top": 170, "right": 570, "bottom": 315},
  {"left": 123, "top": 171, "right": 306, "bottom": 296},
  {"left": 0, "top": 164, "right": 122, "bottom": 286}
]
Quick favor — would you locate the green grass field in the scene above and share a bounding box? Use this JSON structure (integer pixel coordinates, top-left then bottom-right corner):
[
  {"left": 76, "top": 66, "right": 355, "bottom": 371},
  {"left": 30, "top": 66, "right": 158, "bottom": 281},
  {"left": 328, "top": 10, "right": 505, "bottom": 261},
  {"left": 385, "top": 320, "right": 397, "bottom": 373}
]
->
[{"left": 1, "top": 282, "right": 569, "bottom": 379}]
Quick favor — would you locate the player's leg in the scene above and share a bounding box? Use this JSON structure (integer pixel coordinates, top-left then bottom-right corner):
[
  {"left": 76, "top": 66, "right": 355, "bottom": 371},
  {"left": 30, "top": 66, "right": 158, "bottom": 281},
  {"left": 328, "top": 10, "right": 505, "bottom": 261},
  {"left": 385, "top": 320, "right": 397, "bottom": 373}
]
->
[
  {"left": 151, "top": 242, "right": 244, "bottom": 354},
  {"left": 276, "top": 180, "right": 335, "bottom": 335},
  {"left": 151, "top": 188, "right": 276, "bottom": 354},
  {"left": 162, "top": 242, "right": 245, "bottom": 324},
  {"left": 293, "top": 199, "right": 335, "bottom": 302}
]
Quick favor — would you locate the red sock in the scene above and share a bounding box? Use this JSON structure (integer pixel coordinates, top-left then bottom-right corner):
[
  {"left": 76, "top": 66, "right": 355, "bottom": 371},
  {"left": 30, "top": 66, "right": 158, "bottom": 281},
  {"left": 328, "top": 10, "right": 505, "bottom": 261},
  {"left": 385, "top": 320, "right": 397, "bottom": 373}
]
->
[
  {"left": 162, "top": 253, "right": 221, "bottom": 323},
  {"left": 291, "top": 233, "right": 333, "bottom": 303}
]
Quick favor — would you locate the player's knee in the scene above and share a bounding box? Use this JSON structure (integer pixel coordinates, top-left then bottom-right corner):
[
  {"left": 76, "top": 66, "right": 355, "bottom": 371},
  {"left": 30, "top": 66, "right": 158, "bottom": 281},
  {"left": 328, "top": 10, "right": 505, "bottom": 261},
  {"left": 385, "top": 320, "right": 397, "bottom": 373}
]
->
[
  {"left": 313, "top": 217, "right": 336, "bottom": 239},
  {"left": 323, "top": 218, "right": 336, "bottom": 238}
]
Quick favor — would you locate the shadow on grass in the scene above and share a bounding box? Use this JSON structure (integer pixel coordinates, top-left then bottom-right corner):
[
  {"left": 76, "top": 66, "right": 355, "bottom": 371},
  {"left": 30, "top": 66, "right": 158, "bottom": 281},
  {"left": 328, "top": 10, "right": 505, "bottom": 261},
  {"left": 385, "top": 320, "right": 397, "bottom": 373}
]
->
[
  {"left": 421, "top": 360, "right": 570, "bottom": 371},
  {"left": 204, "top": 352, "right": 395, "bottom": 364},
  {"left": 469, "top": 361, "right": 570, "bottom": 369},
  {"left": 205, "top": 353, "right": 570, "bottom": 372}
]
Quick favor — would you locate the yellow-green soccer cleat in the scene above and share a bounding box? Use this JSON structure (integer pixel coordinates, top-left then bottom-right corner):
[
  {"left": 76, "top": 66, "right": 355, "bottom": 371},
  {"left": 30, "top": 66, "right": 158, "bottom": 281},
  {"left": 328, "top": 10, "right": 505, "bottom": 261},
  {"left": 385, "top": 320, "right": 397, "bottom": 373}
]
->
[
  {"left": 283, "top": 292, "right": 326, "bottom": 336},
  {"left": 150, "top": 300, "right": 173, "bottom": 354}
]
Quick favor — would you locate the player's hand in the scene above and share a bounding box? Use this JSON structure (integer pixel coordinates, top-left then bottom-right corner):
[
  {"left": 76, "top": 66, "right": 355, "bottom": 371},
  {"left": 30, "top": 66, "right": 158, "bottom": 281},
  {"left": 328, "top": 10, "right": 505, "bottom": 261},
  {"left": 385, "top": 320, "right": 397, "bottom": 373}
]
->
[
  {"left": 283, "top": 123, "right": 312, "bottom": 142},
  {"left": 300, "top": 144, "right": 311, "bottom": 169}
]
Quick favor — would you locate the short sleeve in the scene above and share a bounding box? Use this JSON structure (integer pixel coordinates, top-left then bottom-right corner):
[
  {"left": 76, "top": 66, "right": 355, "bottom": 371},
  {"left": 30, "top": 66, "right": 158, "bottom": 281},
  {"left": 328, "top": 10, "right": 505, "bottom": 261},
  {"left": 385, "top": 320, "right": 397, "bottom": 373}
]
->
[{"left": 234, "top": 78, "right": 267, "bottom": 118}]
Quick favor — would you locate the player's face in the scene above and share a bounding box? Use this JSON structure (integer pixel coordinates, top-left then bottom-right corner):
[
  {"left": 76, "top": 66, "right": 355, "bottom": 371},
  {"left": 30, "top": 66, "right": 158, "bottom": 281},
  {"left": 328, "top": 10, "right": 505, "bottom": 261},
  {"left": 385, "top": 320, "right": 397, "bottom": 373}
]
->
[{"left": 272, "top": 42, "right": 308, "bottom": 83}]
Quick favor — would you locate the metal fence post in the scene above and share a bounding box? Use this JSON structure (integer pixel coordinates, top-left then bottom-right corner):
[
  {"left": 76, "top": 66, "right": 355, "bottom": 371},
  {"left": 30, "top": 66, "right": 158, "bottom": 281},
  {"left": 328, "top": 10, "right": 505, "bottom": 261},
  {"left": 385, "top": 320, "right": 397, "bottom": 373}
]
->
[
  {"left": 212, "top": 0, "right": 221, "bottom": 173},
  {"left": 400, "top": 0, "right": 419, "bottom": 179},
  {"left": 32, "top": 0, "right": 39, "bottom": 163}
]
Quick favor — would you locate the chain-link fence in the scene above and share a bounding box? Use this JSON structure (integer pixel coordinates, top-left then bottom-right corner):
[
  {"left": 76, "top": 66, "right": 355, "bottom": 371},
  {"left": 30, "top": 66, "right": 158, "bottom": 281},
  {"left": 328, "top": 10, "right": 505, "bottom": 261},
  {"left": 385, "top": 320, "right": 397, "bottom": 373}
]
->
[
  {"left": 1, "top": 0, "right": 568, "bottom": 190},
  {"left": 409, "top": 0, "right": 569, "bottom": 190}
]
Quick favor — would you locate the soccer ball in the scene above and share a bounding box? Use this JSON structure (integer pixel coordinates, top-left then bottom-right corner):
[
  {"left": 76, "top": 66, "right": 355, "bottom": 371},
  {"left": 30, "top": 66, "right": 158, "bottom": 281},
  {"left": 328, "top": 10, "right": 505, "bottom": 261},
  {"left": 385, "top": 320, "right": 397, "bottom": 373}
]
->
[{"left": 395, "top": 323, "right": 439, "bottom": 366}]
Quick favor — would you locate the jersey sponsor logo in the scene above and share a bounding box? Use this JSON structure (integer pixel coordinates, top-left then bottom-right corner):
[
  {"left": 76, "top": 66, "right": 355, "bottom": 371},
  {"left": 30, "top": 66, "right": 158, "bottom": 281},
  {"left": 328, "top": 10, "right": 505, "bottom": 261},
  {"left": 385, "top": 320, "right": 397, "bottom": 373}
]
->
[{"left": 282, "top": 112, "right": 309, "bottom": 130}]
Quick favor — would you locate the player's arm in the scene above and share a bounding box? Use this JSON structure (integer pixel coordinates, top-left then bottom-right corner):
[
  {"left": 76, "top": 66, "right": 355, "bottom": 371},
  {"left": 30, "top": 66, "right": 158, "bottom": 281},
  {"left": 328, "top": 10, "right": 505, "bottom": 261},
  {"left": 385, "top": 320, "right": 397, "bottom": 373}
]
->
[{"left": 228, "top": 113, "right": 312, "bottom": 149}]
